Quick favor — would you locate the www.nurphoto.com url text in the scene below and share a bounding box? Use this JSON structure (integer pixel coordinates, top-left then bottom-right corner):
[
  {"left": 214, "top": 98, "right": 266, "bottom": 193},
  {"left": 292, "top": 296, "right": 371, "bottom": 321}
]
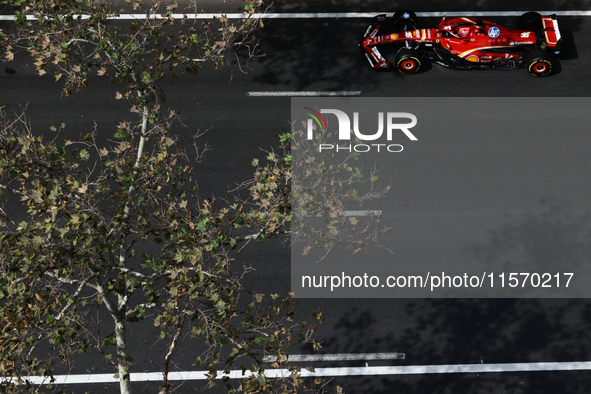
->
[{"left": 301, "top": 272, "right": 574, "bottom": 292}]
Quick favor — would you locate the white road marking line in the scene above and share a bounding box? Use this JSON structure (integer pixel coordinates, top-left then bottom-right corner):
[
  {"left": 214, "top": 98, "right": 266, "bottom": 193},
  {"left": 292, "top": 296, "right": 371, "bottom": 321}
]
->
[
  {"left": 247, "top": 91, "right": 361, "bottom": 97},
  {"left": 8, "top": 361, "right": 591, "bottom": 385},
  {"left": 417, "top": 11, "right": 591, "bottom": 17},
  {"left": 305, "top": 210, "right": 383, "bottom": 218},
  {"left": 297, "top": 361, "right": 591, "bottom": 376},
  {"left": 342, "top": 210, "right": 382, "bottom": 217},
  {"left": 1, "top": 11, "right": 591, "bottom": 21},
  {"left": 263, "top": 352, "right": 405, "bottom": 362}
]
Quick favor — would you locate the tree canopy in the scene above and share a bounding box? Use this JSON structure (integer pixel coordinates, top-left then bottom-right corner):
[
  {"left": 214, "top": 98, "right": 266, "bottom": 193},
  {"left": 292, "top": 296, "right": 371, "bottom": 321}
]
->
[
  {"left": 0, "top": 1, "right": 389, "bottom": 393},
  {"left": 0, "top": 1, "right": 318, "bottom": 393}
]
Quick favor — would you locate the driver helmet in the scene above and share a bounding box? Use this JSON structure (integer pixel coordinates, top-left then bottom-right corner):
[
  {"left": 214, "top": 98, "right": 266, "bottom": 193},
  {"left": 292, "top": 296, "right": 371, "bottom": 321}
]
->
[{"left": 459, "top": 26, "right": 471, "bottom": 37}]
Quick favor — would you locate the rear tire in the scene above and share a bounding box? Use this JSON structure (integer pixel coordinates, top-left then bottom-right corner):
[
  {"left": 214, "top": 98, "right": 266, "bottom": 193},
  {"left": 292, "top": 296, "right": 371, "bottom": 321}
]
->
[
  {"left": 392, "top": 10, "right": 418, "bottom": 31},
  {"left": 518, "top": 12, "right": 542, "bottom": 31},
  {"left": 525, "top": 49, "right": 553, "bottom": 77},
  {"left": 395, "top": 48, "right": 422, "bottom": 74}
]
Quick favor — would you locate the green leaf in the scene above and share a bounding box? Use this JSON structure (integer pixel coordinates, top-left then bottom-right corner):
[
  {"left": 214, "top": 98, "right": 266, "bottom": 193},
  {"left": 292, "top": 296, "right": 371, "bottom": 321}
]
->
[
  {"left": 193, "top": 356, "right": 202, "bottom": 368},
  {"left": 114, "top": 129, "right": 128, "bottom": 139}
]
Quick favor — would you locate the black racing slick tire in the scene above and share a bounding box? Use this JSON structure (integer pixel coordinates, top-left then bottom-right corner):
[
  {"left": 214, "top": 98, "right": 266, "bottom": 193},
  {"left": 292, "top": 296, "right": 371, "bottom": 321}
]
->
[
  {"left": 392, "top": 10, "right": 418, "bottom": 31},
  {"left": 395, "top": 48, "right": 421, "bottom": 74},
  {"left": 518, "top": 12, "right": 543, "bottom": 31},
  {"left": 525, "top": 50, "right": 553, "bottom": 77}
]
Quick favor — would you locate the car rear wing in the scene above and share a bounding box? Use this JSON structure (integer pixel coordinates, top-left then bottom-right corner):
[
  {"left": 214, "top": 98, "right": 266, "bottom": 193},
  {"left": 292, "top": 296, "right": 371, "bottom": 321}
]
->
[
  {"left": 359, "top": 14, "right": 391, "bottom": 69},
  {"left": 541, "top": 15, "right": 562, "bottom": 49}
]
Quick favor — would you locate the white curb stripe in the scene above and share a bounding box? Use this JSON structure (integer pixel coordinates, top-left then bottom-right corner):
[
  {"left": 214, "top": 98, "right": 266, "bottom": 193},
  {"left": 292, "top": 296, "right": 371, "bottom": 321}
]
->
[
  {"left": 263, "top": 352, "right": 405, "bottom": 362},
  {"left": 342, "top": 210, "right": 382, "bottom": 217},
  {"left": 1, "top": 11, "right": 590, "bottom": 21},
  {"left": 7, "top": 361, "right": 591, "bottom": 385},
  {"left": 305, "top": 210, "right": 383, "bottom": 218},
  {"left": 416, "top": 11, "right": 591, "bottom": 17},
  {"left": 248, "top": 91, "right": 361, "bottom": 97}
]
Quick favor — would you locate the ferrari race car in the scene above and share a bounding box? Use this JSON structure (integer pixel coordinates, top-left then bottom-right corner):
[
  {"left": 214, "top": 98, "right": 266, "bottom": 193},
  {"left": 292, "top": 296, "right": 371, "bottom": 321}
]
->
[{"left": 360, "top": 11, "right": 562, "bottom": 76}]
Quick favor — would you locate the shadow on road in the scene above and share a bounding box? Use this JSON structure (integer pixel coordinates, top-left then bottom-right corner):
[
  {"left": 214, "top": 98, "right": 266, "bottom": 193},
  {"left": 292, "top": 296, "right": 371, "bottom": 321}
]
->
[
  {"left": 308, "top": 198, "right": 591, "bottom": 392},
  {"left": 312, "top": 297, "right": 591, "bottom": 393},
  {"left": 250, "top": 19, "right": 384, "bottom": 91}
]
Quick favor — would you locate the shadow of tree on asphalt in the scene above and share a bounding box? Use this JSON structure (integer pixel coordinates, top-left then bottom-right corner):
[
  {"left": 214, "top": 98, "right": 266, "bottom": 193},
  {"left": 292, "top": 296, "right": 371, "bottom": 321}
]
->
[
  {"left": 251, "top": 18, "right": 384, "bottom": 91},
  {"left": 315, "top": 298, "right": 591, "bottom": 393},
  {"left": 311, "top": 198, "right": 591, "bottom": 392},
  {"left": 469, "top": 199, "right": 591, "bottom": 297}
]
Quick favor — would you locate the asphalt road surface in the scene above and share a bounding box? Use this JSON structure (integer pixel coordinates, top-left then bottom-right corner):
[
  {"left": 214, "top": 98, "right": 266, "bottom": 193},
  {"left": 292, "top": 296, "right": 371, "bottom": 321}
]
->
[{"left": 2, "top": 1, "right": 591, "bottom": 393}]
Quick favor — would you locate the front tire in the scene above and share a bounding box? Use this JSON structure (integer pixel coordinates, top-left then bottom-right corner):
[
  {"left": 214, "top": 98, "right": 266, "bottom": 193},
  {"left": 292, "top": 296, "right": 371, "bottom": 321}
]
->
[
  {"left": 525, "top": 50, "right": 553, "bottom": 77},
  {"left": 396, "top": 48, "right": 422, "bottom": 74}
]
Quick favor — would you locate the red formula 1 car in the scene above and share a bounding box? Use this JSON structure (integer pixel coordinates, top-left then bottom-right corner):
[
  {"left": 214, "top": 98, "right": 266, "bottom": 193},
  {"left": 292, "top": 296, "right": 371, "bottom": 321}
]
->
[{"left": 360, "top": 10, "right": 562, "bottom": 76}]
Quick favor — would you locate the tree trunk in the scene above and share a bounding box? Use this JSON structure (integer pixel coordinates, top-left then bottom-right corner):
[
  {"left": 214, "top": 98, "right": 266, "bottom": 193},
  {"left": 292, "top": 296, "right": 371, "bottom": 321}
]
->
[
  {"left": 112, "top": 102, "right": 149, "bottom": 394},
  {"left": 115, "top": 318, "right": 132, "bottom": 394},
  {"left": 159, "top": 316, "right": 185, "bottom": 394}
]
